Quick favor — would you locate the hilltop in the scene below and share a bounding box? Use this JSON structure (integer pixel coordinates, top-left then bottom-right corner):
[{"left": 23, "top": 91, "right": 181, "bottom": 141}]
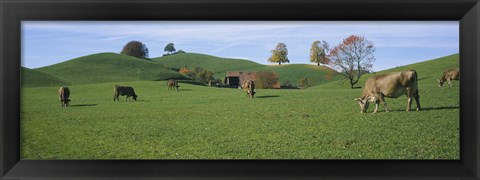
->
[
  {"left": 152, "top": 53, "right": 265, "bottom": 72},
  {"left": 35, "top": 53, "right": 185, "bottom": 85}
]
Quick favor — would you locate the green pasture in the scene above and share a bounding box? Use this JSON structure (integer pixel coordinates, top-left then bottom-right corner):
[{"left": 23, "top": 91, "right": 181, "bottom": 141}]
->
[{"left": 21, "top": 80, "right": 459, "bottom": 159}]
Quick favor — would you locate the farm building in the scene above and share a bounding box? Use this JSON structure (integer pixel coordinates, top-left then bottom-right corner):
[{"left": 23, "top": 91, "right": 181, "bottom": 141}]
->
[{"left": 224, "top": 71, "right": 281, "bottom": 88}]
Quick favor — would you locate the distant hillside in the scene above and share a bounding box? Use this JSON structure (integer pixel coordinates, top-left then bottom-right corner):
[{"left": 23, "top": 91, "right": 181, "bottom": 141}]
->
[
  {"left": 21, "top": 67, "right": 71, "bottom": 87},
  {"left": 317, "top": 53, "right": 460, "bottom": 89},
  {"left": 153, "top": 53, "right": 340, "bottom": 87},
  {"left": 237, "top": 64, "right": 341, "bottom": 87},
  {"left": 26, "top": 52, "right": 455, "bottom": 88},
  {"left": 36, "top": 53, "right": 185, "bottom": 85},
  {"left": 152, "top": 53, "right": 264, "bottom": 72}
]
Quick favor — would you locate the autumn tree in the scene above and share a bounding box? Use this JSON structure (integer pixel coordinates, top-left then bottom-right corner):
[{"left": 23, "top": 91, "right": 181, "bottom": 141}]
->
[
  {"left": 184, "top": 66, "right": 214, "bottom": 83},
  {"left": 298, "top": 77, "right": 312, "bottom": 89},
  {"left": 120, "top": 40, "right": 149, "bottom": 59},
  {"left": 268, "top": 43, "right": 290, "bottom": 65},
  {"left": 328, "top": 35, "right": 375, "bottom": 89},
  {"left": 164, "top": 43, "right": 176, "bottom": 55},
  {"left": 255, "top": 71, "right": 279, "bottom": 89},
  {"left": 310, "top": 40, "right": 330, "bottom": 66}
]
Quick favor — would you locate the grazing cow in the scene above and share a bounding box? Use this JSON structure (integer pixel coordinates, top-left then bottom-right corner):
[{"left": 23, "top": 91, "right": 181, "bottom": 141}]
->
[
  {"left": 114, "top": 85, "right": 137, "bottom": 101},
  {"left": 354, "top": 70, "right": 421, "bottom": 113},
  {"left": 58, "top": 87, "right": 71, "bottom": 107},
  {"left": 243, "top": 80, "right": 256, "bottom": 98},
  {"left": 437, "top": 68, "right": 459, "bottom": 87},
  {"left": 167, "top": 79, "right": 179, "bottom": 91}
]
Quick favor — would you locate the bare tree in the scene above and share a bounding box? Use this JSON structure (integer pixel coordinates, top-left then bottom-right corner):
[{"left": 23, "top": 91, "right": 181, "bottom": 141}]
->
[{"left": 328, "top": 35, "right": 375, "bottom": 89}]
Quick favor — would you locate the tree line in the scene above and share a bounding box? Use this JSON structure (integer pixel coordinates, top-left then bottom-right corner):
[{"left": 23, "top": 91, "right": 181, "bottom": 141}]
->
[
  {"left": 120, "top": 34, "right": 375, "bottom": 89},
  {"left": 268, "top": 35, "right": 375, "bottom": 89},
  {"left": 120, "top": 41, "right": 184, "bottom": 60}
]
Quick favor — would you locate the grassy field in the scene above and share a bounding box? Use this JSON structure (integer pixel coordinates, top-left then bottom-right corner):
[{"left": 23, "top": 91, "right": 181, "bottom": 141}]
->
[
  {"left": 20, "top": 53, "right": 459, "bottom": 159},
  {"left": 21, "top": 81, "right": 459, "bottom": 159}
]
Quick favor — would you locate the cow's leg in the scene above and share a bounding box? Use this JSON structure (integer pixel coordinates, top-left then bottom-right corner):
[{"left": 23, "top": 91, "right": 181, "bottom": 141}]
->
[
  {"left": 407, "top": 96, "right": 413, "bottom": 112},
  {"left": 373, "top": 102, "right": 379, "bottom": 113},
  {"left": 447, "top": 78, "right": 452, "bottom": 87},
  {"left": 414, "top": 89, "right": 421, "bottom": 111},
  {"left": 405, "top": 88, "right": 413, "bottom": 111},
  {"left": 380, "top": 96, "right": 389, "bottom": 112}
]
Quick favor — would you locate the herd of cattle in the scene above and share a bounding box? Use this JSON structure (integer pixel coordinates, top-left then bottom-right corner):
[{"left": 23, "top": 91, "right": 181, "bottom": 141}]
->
[{"left": 57, "top": 68, "right": 459, "bottom": 113}]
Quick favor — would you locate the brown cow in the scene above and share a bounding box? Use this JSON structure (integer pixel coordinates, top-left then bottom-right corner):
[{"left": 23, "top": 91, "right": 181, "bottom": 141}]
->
[
  {"left": 243, "top": 80, "right": 256, "bottom": 98},
  {"left": 58, "top": 87, "right": 70, "bottom": 107},
  {"left": 167, "top": 79, "right": 179, "bottom": 91},
  {"left": 114, "top": 85, "right": 137, "bottom": 101},
  {"left": 354, "top": 70, "right": 421, "bottom": 113},
  {"left": 437, "top": 68, "right": 459, "bottom": 87}
]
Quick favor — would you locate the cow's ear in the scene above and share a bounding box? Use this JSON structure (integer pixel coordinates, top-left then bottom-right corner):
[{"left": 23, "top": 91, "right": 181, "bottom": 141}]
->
[{"left": 437, "top": 79, "right": 441, "bottom": 82}]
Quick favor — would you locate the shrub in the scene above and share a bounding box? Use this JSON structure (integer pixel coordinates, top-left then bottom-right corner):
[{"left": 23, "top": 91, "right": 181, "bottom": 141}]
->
[
  {"left": 298, "top": 77, "right": 312, "bottom": 89},
  {"left": 255, "top": 71, "right": 278, "bottom": 89}
]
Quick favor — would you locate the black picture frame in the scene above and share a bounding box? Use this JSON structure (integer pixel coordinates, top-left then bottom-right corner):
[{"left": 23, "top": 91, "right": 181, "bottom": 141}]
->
[{"left": 1, "top": 0, "right": 479, "bottom": 179}]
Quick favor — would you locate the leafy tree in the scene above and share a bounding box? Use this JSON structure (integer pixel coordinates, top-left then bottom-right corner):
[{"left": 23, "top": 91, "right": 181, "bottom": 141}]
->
[
  {"left": 120, "top": 41, "right": 149, "bottom": 59},
  {"left": 310, "top": 40, "right": 330, "bottom": 66},
  {"left": 328, "top": 35, "right": 375, "bottom": 89},
  {"left": 268, "top": 43, "right": 290, "bottom": 65},
  {"left": 164, "top": 43, "right": 176, "bottom": 55}
]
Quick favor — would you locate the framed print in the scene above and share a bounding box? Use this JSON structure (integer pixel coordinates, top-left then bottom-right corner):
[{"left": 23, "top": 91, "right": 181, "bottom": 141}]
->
[{"left": 1, "top": 0, "right": 479, "bottom": 179}]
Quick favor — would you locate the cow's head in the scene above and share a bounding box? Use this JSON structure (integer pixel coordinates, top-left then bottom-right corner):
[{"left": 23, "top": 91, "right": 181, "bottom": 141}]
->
[
  {"left": 133, "top": 95, "right": 137, "bottom": 101},
  {"left": 354, "top": 95, "right": 377, "bottom": 113},
  {"left": 437, "top": 79, "right": 444, "bottom": 87}
]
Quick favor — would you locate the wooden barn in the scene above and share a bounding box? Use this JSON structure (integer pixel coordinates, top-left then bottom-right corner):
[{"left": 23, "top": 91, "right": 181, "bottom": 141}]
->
[{"left": 224, "top": 71, "right": 281, "bottom": 88}]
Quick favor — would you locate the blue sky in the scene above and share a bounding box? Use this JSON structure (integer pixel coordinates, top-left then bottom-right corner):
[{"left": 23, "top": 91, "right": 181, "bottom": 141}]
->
[{"left": 22, "top": 21, "right": 459, "bottom": 71}]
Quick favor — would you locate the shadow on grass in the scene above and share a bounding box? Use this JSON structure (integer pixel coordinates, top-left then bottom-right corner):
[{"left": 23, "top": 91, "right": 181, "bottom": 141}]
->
[
  {"left": 69, "top": 104, "right": 97, "bottom": 107},
  {"left": 421, "top": 106, "right": 459, "bottom": 111},
  {"left": 179, "top": 89, "right": 192, "bottom": 91},
  {"left": 418, "top": 77, "right": 430, "bottom": 81},
  {"left": 382, "top": 106, "right": 459, "bottom": 112},
  {"left": 256, "top": 95, "right": 280, "bottom": 99}
]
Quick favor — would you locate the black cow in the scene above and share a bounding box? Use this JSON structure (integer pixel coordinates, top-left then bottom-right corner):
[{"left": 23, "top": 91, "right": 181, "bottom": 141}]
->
[
  {"left": 114, "top": 85, "right": 138, "bottom": 101},
  {"left": 58, "top": 87, "right": 71, "bottom": 107}
]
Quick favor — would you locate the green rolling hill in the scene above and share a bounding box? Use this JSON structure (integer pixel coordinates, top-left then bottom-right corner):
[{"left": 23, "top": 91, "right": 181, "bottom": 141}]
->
[
  {"left": 154, "top": 53, "right": 340, "bottom": 87},
  {"left": 21, "top": 67, "right": 71, "bottom": 87},
  {"left": 23, "top": 52, "right": 458, "bottom": 89},
  {"left": 35, "top": 53, "right": 185, "bottom": 85},
  {"left": 152, "top": 53, "right": 265, "bottom": 72},
  {"left": 316, "top": 53, "right": 460, "bottom": 89}
]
